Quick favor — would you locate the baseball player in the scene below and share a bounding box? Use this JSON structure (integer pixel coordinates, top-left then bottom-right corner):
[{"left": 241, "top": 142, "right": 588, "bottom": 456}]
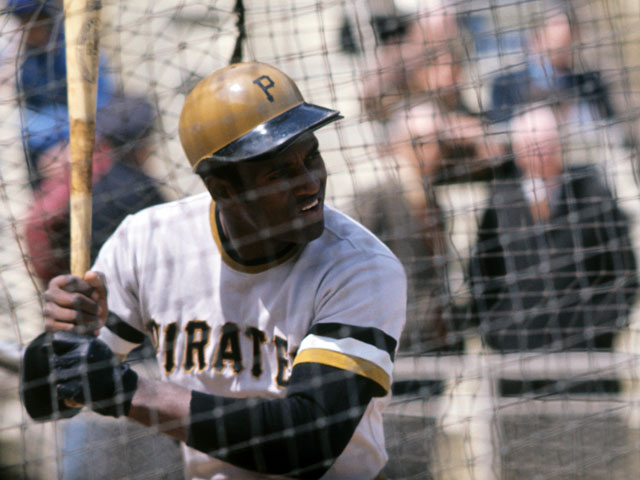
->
[{"left": 21, "top": 62, "right": 407, "bottom": 479}]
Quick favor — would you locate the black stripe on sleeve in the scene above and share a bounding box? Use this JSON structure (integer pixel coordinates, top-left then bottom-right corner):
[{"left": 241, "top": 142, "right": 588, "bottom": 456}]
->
[
  {"left": 188, "top": 363, "right": 377, "bottom": 478},
  {"left": 307, "top": 323, "right": 397, "bottom": 361},
  {"left": 105, "top": 312, "right": 146, "bottom": 345}
]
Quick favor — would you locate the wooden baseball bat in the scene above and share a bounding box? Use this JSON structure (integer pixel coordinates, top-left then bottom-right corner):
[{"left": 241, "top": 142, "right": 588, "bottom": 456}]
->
[{"left": 64, "top": 0, "right": 102, "bottom": 276}]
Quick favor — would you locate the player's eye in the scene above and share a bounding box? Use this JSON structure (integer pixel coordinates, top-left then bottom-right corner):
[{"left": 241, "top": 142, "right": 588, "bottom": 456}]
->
[
  {"left": 304, "top": 149, "right": 322, "bottom": 168},
  {"left": 266, "top": 168, "right": 288, "bottom": 181}
]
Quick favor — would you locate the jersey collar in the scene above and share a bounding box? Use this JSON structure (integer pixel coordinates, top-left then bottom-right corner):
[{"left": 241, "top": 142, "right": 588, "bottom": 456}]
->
[{"left": 209, "top": 201, "right": 301, "bottom": 273}]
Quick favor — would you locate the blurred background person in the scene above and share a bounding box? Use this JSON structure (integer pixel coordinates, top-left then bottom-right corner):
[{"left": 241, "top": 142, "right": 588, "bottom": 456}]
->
[
  {"left": 354, "top": 5, "right": 504, "bottom": 356},
  {"left": 24, "top": 94, "right": 167, "bottom": 287},
  {"left": 7, "top": 0, "right": 117, "bottom": 189},
  {"left": 360, "top": 4, "right": 503, "bottom": 180},
  {"left": 488, "top": 7, "right": 618, "bottom": 133},
  {"left": 353, "top": 103, "right": 452, "bottom": 357},
  {"left": 466, "top": 104, "right": 638, "bottom": 394},
  {"left": 359, "top": 3, "right": 462, "bottom": 124},
  {"left": 23, "top": 94, "right": 169, "bottom": 478}
]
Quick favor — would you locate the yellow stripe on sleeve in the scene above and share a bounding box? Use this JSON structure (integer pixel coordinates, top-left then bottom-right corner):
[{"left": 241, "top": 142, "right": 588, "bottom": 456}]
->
[{"left": 293, "top": 348, "right": 391, "bottom": 392}]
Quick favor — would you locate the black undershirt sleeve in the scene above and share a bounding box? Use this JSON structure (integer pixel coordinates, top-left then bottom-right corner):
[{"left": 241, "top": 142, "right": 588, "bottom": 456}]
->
[
  {"left": 105, "top": 312, "right": 146, "bottom": 345},
  {"left": 187, "top": 362, "right": 384, "bottom": 479}
]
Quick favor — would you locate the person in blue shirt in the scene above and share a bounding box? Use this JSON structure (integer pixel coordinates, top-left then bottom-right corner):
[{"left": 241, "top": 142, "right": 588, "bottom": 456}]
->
[
  {"left": 8, "top": 0, "right": 116, "bottom": 188},
  {"left": 488, "top": 9, "right": 615, "bottom": 126}
]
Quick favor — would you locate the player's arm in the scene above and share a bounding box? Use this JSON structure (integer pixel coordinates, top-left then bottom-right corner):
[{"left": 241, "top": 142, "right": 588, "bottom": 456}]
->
[
  {"left": 131, "top": 360, "right": 383, "bottom": 479},
  {"left": 23, "top": 330, "right": 382, "bottom": 479}
]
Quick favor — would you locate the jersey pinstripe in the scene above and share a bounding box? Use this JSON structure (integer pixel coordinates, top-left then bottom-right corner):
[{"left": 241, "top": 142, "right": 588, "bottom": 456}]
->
[{"left": 94, "top": 191, "right": 407, "bottom": 479}]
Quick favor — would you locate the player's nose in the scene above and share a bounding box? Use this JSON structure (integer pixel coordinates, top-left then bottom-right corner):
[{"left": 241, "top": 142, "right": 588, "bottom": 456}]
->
[{"left": 291, "top": 165, "right": 322, "bottom": 196}]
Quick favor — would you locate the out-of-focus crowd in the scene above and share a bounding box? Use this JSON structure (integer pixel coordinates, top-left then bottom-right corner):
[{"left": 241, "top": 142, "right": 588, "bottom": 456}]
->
[
  {"left": 6, "top": 0, "right": 167, "bottom": 289},
  {"left": 344, "top": 1, "right": 639, "bottom": 396}
]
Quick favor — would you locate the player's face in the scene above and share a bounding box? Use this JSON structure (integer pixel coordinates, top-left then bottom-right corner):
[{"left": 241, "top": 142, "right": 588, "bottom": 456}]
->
[{"left": 212, "top": 132, "right": 327, "bottom": 259}]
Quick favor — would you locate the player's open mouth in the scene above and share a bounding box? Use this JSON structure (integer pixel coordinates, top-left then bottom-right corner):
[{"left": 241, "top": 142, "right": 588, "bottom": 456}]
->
[{"left": 300, "top": 198, "right": 320, "bottom": 214}]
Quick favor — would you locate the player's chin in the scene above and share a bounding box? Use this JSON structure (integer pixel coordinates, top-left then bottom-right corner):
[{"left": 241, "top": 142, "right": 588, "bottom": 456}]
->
[{"left": 284, "top": 213, "right": 325, "bottom": 244}]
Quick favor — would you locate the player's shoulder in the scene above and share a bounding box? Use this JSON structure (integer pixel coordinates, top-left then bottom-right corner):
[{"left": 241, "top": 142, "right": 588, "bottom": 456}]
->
[
  {"left": 320, "top": 205, "right": 404, "bottom": 267},
  {"left": 101, "top": 192, "right": 211, "bottom": 251},
  {"left": 119, "top": 191, "right": 211, "bottom": 227}
]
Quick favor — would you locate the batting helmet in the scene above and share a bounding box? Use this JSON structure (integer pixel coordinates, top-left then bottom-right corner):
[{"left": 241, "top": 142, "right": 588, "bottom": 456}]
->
[{"left": 178, "top": 62, "right": 341, "bottom": 171}]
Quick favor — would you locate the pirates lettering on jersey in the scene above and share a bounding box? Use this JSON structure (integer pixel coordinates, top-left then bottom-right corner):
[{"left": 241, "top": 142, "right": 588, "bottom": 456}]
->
[
  {"left": 146, "top": 319, "right": 295, "bottom": 387},
  {"left": 273, "top": 336, "right": 290, "bottom": 387},
  {"left": 245, "top": 327, "right": 266, "bottom": 378},
  {"left": 213, "top": 322, "right": 243, "bottom": 374},
  {"left": 164, "top": 322, "right": 178, "bottom": 374},
  {"left": 184, "top": 321, "right": 211, "bottom": 373}
]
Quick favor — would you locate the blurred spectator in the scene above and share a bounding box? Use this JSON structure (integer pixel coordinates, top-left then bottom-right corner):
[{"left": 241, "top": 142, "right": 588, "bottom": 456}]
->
[
  {"left": 488, "top": 8, "right": 616, "bottom": 129},
  {"left": 355, "top": 6, "right": 506, "bottom": 356},
  {"left": 354, "top": 104, "right": 453, "bottom": 356},
  {"left": 467, "top": 105, "right": 637, "bottom": 391},
  {"left": 24, "top": 95, "right": 166, "bottom": 286},
  {"left": 22, "top": 88, "right": 168, "bottom": 475},
  {"left": 360, "top": 5, "right": 462, "bottom": 124},
  {"left": 7, "top": 0, "right": 116, "bottom": 189},
  {"left": 338, "top": 0, "right": 407, "bottom": 55},
  {"left": 360, "top": 5, "right": 503, "bottom": 180}
]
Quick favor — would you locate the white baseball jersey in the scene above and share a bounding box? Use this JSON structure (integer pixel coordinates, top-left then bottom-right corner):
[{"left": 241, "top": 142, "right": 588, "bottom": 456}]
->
[{"left": 95, "top": 191, "right": 407, "bottom": 479}]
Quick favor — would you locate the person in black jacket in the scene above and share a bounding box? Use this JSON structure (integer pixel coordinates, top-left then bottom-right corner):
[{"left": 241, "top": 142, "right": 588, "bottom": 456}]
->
[{"left": 467, "top": 105, "right": 638, "bottom": 393}]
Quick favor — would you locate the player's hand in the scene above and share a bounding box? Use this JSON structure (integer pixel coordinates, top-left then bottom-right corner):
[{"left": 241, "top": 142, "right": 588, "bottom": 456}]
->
[
  {"left": 21, "top": 331, "right": 82, "bottom": 422},
  {"left": 52, "top": 331, "right": 138, "bottom": 418},
  {"left": 21, "top": 331, "right": 138, "bottom": 421},
  {"left": 43, "top": 271, "right": 108, "bottom": 336}
]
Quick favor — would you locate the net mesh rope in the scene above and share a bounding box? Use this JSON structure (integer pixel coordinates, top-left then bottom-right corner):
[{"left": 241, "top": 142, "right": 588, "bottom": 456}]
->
[{"left": 2, "top": 0, "right": 640, "bottom": 478}]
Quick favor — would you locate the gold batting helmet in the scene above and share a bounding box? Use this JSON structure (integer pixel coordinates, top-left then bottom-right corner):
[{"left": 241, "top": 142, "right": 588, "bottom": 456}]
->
[{"left": 179, "top": 62, "right": 341, "bottom": 171}]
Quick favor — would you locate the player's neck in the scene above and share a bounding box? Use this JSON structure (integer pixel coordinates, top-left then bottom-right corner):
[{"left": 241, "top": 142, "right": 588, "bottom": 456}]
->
[{"left": 217, "top": 209, "right": 294, "bottom": 263}]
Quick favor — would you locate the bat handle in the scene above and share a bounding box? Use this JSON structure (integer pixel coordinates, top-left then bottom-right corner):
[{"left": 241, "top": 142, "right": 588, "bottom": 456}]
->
[
  {"left": 69, "top": 118, "right": 95, "bottom": 277},
  {"left": 64, "top": 0, "right": 102, "bottom": 277}
]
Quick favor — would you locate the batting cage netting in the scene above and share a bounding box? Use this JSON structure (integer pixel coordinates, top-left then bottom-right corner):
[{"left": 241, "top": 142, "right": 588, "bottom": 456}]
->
[{"left": 2, "top": 0, "right": 640, "bottom": 478}]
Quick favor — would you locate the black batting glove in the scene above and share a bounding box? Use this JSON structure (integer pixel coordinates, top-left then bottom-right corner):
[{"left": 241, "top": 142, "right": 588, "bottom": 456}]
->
[
  {"left": 21, "top": 332, "right": 82, "bottom": 422},
  {"left": 51, "top": 331, "right": 138, "bottom": 418}
]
